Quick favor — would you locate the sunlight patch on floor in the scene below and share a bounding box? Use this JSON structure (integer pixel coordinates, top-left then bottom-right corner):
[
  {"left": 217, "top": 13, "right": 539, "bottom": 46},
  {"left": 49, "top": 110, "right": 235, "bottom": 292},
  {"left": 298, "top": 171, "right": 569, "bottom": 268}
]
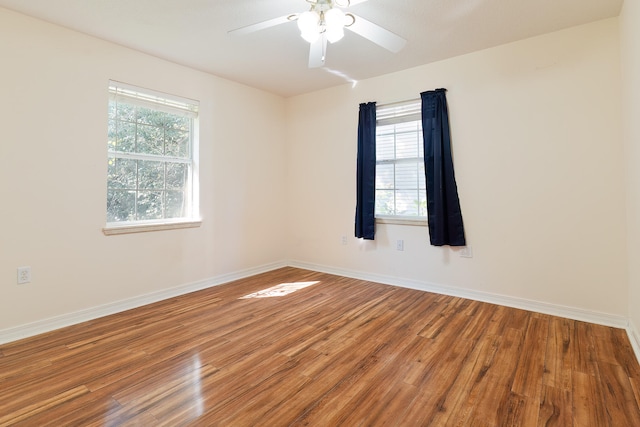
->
[{"left": 239, "top": 281, "right": 320, "bottom": 299}]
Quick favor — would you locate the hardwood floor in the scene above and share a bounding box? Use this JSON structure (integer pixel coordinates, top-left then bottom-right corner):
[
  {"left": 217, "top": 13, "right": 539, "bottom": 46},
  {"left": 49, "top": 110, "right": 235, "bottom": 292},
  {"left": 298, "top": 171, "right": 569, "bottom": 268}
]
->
[{"left": 1, "top": 267, "right": 639, "bottom": 426}]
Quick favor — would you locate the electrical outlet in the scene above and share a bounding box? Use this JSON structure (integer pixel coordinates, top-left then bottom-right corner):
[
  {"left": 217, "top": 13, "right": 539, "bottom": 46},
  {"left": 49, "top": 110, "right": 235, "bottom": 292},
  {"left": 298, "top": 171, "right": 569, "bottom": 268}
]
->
[
  {"left": 341, "top": 235, "right": 348, "bottom": 245},
  {"left": 396, "top": 240, "right": 404, "bottom": 251},
  {"left": 17, "top": 266, "right": 31, "bottom": 284},
  {"left": 460, "top": 246, "right": 473, "bottom": 258}
]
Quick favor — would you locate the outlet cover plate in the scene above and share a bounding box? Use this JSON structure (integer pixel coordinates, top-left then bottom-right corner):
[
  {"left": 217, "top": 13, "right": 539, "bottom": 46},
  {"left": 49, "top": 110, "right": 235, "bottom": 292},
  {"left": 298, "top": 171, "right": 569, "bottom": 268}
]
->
[
  {"left": 17, "top": 266, "right": 31, "bottom": 284},
  {"left": 460, "top": 246, "right": 473, "bottom": 258}
]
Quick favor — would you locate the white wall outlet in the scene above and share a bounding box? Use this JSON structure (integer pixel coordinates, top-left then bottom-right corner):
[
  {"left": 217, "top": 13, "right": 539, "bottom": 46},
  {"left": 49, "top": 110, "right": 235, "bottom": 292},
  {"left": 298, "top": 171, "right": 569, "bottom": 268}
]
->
[
  {"left": 460, "top": 246, "right": 473, "bottom": 258},
  {"left": 341, "top": 235, "right": 348, "bottom": 245},
  {"left": 17, "top": 266, "right": 31, "bottom": 284},
  {"left": 396, "top": 239, "right": 404, "bottom": 251}
]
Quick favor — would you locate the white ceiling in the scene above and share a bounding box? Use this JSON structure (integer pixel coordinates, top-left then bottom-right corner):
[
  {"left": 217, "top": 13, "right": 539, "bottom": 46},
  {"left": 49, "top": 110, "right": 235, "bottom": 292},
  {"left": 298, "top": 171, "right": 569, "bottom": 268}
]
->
[{"left": 0, "top": 0, "right": 623, "bottom": 97}]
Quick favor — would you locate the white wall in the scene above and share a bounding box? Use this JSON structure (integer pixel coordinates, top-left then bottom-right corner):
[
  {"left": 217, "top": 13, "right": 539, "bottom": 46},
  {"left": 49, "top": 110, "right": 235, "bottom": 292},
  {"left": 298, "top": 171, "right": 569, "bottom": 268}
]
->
[
  {"left": 286, "top": 18, "right": 628, "bottom": 319},
  {"left": 620, "top": 1, "right": 640, "bottom": 344},
  {"left": 0, "top": 8, "right": 288, "bottom": 332}
]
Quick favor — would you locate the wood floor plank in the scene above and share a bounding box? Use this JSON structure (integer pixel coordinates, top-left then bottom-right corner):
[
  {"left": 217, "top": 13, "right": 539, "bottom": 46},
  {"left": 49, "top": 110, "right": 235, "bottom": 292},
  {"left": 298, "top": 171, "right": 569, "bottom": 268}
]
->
[
  {"left": 593, "top": 325, "right": 640, "bottom": 379},
  {"left": 543, "top": 317, "right": 574, "bottom": 391},
  {"left": 288, "top": 341, "right": 393, "bottom": 426},
  {"left": 400, "top": 338, "right": 477, "bottom": 425},
  {"left": 597, "top": 361, "right": 640, "bottom": 426},
  {"left": 352, "top": 381, "right": 418, "bottom": 426},
  {"left": 631, "top": 376, "right": 640, "bottom": 409},
  {"left": 283, "top": 300, "right": 414, "bottom": 424},
  {"left": 512, "top": 316, "right": 549, "bottom": 398},
  {"left": 466, "top": 327, "right": 524, "bottom": 426},
  {"left": 425, "top": 312, "right": 506, "bottom": 426},
  {"left": 573, "top": 371, "right": 609, "bottom": 426},
  {"left": 318, "top": 308, "right": 446, "bottom": 425},
  {"left": 207, "top": 353, "right": 322, "bottom": 426},
  {"left": 537, "top": 385, "right": 573, "bottom": 427},
  {"left": 501, "top": 391, "right": 539, "bottom": 427},
  {"left": 0, "top": 385, "right": 90, "bottom": 426},
  {"left": 572, "top": 321, "right": 599, "bottom": 376},
  {"left": 9, "top": 390, "right": 121, "bottom": 427},
  {"left": 1, "top": 267, "right": 639, "bottom": 426},
  {"left": 0, "top": 347, "right": 147, "bottom": 403},
  {"left": 435, "top": 335, "right": 502, "bottom": 426}
]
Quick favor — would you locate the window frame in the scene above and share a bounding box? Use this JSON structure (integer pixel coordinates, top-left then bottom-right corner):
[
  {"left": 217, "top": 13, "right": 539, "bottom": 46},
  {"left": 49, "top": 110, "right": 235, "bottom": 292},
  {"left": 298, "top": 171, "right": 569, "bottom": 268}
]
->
[
  {"left": 375, "top": 99, "right": 427, "bottom": 226},
  {"left": 103, "top": 81, "right": 201, "bottom": 235}
]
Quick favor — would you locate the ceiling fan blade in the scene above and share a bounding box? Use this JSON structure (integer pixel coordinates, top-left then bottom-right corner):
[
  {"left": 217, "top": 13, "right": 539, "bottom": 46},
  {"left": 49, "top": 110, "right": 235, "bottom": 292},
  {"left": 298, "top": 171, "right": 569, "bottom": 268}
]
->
[
  {"left": 228, "top": 15, "right": 293, "bottom": 36},
  {"left": 346, "top": 14, "right": 406, "bottom": 53},
  {"left": 308, "top": 35, "right": 328, "bottom": 68}
]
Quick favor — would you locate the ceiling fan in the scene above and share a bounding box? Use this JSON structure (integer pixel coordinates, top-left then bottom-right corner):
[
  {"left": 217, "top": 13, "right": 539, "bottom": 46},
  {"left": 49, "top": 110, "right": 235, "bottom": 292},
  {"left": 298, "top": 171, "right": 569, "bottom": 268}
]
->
[{"left": 228, "top": 0, "right": 407, "bottom": 68}]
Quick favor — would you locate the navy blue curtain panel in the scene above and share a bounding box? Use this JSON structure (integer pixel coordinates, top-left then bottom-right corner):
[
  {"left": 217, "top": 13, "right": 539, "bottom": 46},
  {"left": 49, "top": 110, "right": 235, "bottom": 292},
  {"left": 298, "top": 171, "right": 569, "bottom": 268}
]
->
[
  {"left": 421, "top": 89, "right": 466, "bottom": 246},
  {"left": 355, "top": 102, "right": 376, "bottom": 240}
]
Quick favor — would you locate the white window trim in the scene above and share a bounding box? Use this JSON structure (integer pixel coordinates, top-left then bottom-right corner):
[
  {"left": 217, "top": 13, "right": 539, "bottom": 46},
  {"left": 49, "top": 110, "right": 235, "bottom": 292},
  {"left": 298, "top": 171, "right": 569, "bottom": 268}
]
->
[
  {"left": 105, "top": 81, "right": 200, "bottom": 234},
  {"left": 103, "top": 219, "right": 202, "bottom": 235},
  {"left": 376, "top": 216, "right": 427, "bottom": 227},
  {"left": 375, "top": 98, "right": 426, "bottom": 222}
]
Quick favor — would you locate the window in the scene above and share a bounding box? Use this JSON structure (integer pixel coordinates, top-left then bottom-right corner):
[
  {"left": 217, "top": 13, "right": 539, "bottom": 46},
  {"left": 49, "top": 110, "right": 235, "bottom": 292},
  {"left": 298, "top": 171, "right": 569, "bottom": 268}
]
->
[
  {"left": 375, "top": 100, "right": 426, "bottom": 219},
  {"left": 106, "top": 81, "right": 199, "bottom": 232}
]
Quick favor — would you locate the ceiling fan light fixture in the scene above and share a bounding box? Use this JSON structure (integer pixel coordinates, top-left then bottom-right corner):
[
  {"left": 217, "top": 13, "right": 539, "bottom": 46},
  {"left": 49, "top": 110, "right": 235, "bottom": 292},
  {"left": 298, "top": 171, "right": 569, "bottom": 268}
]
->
[
  {"left": 228, "top": 0, "right": 408, "bottom": 69},
  {"left": 298, "top": 10, "right": 320, "bottom": 42},
  {"left": 324, "top": 8, "right": 345, "bottom": 43},
  {"left": 325, "top": 26, "right": 344, "bottom": 43},
  {"left": 301, "top": 29, "right": 321, "bottom": 43}
]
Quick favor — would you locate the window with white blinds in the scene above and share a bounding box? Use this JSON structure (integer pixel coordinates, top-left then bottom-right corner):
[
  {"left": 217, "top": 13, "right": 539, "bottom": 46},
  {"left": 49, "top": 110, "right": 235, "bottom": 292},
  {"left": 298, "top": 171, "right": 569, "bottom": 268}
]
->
[
  {"left": 106, "top": 81, "right": 199, "bottom": 227},
  {"left": 375, "top": 100, "right": 426, "bottom": 218}
]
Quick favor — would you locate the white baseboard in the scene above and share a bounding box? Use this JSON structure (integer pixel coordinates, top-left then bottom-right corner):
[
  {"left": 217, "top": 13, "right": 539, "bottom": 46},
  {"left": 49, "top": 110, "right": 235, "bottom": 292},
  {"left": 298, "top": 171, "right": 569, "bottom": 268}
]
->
[
  {"left": 288, "top": 260, "right": 630, "bottom": 329},
  {"left": 3, "top": 259, "right": 638, "bottom": 368},
  {"left": 0, "top": 261, "right": 287, "bottom": 345},
  {"left": 628, "top": 320, "right": 640, "bottom": 364}
]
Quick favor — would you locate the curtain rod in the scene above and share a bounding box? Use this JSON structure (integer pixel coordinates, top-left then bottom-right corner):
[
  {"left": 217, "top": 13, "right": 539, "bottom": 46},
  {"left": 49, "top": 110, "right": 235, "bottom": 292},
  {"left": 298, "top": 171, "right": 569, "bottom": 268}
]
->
[
  {"left": 377, "top": 88, "right": 448, "bottom": 108},
  {"left": 377, "top": 98, "right": 420, "bottom": 108}
]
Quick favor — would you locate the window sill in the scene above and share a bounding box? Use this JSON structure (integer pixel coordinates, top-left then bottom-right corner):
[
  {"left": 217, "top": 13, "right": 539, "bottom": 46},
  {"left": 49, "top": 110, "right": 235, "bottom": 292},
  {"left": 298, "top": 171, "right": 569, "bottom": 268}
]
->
[
  {"left": 376, "top": 216, "right": 427, "bottom": 227},
  {"left": 103, "top": 219, "right": 202, "bottom": 236}
]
